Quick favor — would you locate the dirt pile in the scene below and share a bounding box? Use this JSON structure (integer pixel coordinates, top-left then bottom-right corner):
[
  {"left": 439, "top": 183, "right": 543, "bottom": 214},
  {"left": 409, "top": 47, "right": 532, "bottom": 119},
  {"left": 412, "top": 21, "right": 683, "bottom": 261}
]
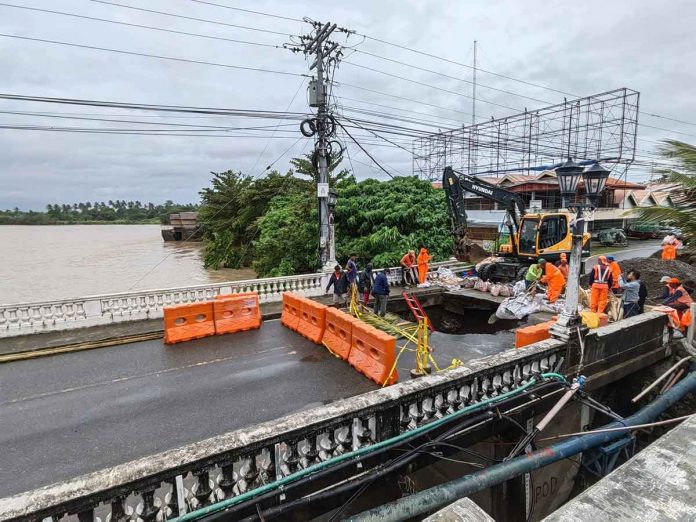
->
[
  {"left": 580, "top": 256, "right": 696, "bottom": 302},
  {"left": 619, "top": 256, "right": 696, "bottom": 290}
]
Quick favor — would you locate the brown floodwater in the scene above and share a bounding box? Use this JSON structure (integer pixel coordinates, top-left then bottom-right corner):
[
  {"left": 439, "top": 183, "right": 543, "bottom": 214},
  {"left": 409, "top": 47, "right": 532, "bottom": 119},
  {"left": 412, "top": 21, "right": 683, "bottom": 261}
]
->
[{"left": 0, "top": 225, "right": 256, "bottom": 304}]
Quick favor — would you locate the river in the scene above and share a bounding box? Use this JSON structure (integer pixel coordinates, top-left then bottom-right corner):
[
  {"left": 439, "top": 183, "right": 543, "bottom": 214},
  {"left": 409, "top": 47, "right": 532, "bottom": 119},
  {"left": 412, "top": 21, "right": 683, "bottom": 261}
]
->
[{"left": 0, "top": 225, "right": 256, "bottom": 304}]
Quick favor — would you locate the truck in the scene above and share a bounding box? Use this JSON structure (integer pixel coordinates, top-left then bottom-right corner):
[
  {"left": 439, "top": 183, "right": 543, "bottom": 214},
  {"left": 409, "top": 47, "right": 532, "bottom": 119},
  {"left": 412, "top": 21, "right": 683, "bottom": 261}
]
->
[{"left": 442, "top": 166, "right": 590, "bottom": 282}]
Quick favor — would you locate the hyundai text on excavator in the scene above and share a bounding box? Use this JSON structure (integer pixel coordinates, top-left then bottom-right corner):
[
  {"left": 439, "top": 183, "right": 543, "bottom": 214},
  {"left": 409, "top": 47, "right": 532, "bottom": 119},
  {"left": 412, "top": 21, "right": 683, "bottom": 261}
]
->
[{"left": 442, "top": 166, "right": 590, "bottom": 282}]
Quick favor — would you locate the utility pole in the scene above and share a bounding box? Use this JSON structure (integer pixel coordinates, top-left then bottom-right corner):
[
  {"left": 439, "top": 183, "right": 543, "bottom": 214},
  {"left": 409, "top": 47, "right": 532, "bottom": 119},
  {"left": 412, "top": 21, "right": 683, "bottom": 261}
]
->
[
  {"left": 471, "top": 40, "right": 477, "bottom": 172},
  {"left": 472, "top": 40, "right": 477, "bottom": 127},
  {"left": 292, "top": 21, "right": 350, "bottom": 271}
]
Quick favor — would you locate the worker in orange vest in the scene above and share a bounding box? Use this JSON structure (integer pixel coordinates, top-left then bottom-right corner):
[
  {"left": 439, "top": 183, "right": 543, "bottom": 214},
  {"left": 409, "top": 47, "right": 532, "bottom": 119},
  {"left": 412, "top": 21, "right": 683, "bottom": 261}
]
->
[
  {"left": 417, "top": 245, "right": 432, "bottom": 284},
  {"left": 606, "top": 255, "right": 622, "bottom": 295},
  {"left": 661, "top": 234, "right": 677, "bottom": 260},
  {"left": 663, "top": 278, "right": 693, "bottom": 312},
  {"left": 538, "top": 258, "right": 565, "bottom": 303},
  {"left": 588, "top": 256, "right": 613, "bottom": 313},
  {"left": 556, "top": 253, "right": 570, "bottom": 280}
]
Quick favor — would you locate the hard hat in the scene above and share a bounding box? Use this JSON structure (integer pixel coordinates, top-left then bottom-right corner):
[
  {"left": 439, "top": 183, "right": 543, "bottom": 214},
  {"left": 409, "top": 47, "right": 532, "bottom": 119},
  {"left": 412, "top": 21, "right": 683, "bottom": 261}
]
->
[
  {"left": 670, "top": 277, "right": 681, "bottom": 284},
  {"left": 606, "top": 255, "right": 615, "bottom": 261},
  {"left": 598, "top": 255, "right": 608, "bottom": 264},
  {"left": 659, "top": 276, "right": 672, "bottom": 283},
  {"left": 537, "top": 258, "right": 546, "bottom": 264}
]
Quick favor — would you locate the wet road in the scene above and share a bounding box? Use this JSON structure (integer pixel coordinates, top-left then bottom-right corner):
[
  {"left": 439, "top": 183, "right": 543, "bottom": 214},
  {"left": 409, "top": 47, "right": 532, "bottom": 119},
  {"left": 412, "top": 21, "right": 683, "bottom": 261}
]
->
[
  {"left": 0, "top": 320, "right": 377, "bottom": 497},
  {"left": 584, "top": 240, "right": 661, "bottom": 273}
]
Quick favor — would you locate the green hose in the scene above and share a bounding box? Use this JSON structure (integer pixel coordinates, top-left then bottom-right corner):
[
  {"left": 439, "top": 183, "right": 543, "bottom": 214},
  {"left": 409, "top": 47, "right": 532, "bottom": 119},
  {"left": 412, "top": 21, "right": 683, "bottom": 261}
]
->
[{"left": 173, "top": 372, "right": 568, "bottom": 521}]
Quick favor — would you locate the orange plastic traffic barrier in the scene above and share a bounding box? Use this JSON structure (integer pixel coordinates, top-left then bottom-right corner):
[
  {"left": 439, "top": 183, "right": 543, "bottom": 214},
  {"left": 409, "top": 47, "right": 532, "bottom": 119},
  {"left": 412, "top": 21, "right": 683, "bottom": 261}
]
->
[
  {"left": 281, "top": 292, "right": 302, "bottom": 331},
  {"left": 297, "top": 297, "right": 327, "bottom": 344},
  {"left": 163, "top": 301, "right": 216, "bottom": 345},
  {"left": 515, "top": 319, "right": 556, "bottom": 349},
  {"left": 213, "top": 294, "right": 261, "bottom": 335},
  {"left": 322, "top": 307, "right": 358, "bottom": 360},
  {"left": 348, "top": 321, "right": 398, "bottom": 385}
]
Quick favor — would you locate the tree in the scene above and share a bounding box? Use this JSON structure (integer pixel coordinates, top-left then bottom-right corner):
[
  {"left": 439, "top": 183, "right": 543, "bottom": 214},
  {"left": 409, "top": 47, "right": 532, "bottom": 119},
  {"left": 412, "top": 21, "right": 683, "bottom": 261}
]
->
[
  {"left": 253, "top": 193, "right": 319, "bottom": 276},
  {"left": 637, "top": 140, "right": 695, "bottom": 256},
  {"left": 334, "top": 176, "right": 453, "bottom": 267},
  {"left": 198, "top": 169, "right": 312, "bottom": 269}
]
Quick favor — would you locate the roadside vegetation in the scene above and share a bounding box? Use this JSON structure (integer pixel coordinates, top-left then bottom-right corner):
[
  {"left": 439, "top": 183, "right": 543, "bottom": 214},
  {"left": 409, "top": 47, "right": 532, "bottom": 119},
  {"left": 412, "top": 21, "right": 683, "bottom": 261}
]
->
[
  {"left": 0, "top": 200, "right": 198, "bottom": 225},
  {"left": 199, "top": 155, "right": 453, "bottom": 276},
  {"left": 636, "top": 139, "right": 695, "bottom": 260}
]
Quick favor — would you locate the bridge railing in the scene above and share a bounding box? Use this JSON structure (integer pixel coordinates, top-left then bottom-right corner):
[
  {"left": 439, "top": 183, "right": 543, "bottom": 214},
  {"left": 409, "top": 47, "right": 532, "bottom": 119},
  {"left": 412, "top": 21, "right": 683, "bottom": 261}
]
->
[
  {"left": 0, "top": 338, "right": 564, "bottom": 521},
  {"left": 0, "top": 260, "right": 469, "bottom": 338}
]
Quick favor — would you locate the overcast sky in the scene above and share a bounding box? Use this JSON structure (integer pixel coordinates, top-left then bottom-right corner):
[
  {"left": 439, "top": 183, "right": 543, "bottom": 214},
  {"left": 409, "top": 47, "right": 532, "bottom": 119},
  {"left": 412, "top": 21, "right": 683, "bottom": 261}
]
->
[{"left": 1, "top": 0, "right": 695, "bottom": 210}]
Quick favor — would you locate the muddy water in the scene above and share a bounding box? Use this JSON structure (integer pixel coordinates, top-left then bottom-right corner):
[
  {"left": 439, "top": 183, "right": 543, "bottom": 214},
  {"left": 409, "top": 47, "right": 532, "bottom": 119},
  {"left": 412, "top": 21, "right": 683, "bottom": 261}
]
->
[{"left": 0, "top": 225, "right": 255, "bottom": 303}]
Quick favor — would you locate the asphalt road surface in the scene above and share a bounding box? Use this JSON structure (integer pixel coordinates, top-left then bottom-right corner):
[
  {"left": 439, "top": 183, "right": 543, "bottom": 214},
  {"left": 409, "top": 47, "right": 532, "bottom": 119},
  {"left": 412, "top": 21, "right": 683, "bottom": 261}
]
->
[
  {"left": 584, "top": 240, "right": 662, "bottom": 273},
  {"left": 0, "top": 320, "right": 377, "bottom": 497}
]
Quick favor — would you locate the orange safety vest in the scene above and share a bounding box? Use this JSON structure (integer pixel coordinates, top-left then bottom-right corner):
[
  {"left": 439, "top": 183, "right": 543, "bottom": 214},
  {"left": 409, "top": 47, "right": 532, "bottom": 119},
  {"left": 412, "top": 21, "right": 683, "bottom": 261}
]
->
[
  {"left": 609, "top": 261, "right": 621, "bottom": 289},
  {"left": 674, "top": 285, "right": 694, "bottom": 306},
  {"left": 592, "top": 264, "right": 610, "bottom": 285}
]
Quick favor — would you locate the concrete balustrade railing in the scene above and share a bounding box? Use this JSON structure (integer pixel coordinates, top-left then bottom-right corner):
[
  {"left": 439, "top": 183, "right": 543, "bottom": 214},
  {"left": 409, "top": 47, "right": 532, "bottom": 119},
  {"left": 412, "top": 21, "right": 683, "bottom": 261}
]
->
[{"left": 0, "top": 260, "right": 469, "bottom": 338}]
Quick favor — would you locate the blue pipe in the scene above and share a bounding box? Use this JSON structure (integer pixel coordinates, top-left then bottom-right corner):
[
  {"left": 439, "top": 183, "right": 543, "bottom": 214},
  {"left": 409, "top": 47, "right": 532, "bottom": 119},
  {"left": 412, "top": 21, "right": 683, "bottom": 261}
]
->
[{"left": 350, "top": 368, "right": 696, "bottom": 522}]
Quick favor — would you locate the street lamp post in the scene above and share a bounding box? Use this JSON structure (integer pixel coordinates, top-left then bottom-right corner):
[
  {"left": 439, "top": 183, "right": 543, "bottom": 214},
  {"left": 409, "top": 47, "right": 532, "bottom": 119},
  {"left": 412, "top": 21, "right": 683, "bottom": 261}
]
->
[
  {"left": 550, "top": 159, "right": 610, "bottom": 342},
  {"left": 325, "top": 189, "right": 338, "bottom": 270}
]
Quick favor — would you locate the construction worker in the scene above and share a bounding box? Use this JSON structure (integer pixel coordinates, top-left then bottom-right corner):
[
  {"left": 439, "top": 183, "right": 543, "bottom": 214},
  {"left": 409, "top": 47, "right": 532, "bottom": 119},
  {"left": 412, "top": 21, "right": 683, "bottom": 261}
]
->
[
  {"left": 345, "top": 254, "right": 358, "bottom": 291},
  {"left": 556, "top": 253, "right": 570, "bottom": 280},
  {"left": 588, "top": 256, "right": 613, "bottom": 313},
  {"left": 326, "top": 265, "right": 347, "bottom": 305},
  {"left": 606, "top": 255, "right": 622, "bottom": 295},
  {"left": 538, "top": 258, "right": 565, "bottom": 303},
  {"left": 525, "top": 262, "right": 543, "bottom": 289},
  {"left": 417, "top": 245, "right": 432, "bottom": 285},
  {"left": 400, "top": 249, "right": 417, "bottom": 287},
  {"left": 661, "top": 234, "right": 677, "bottom": 260},
  {"left": 619, "top": 270, "right": 642, "bottom": 318},
  {"left": 372, "top": 269, "right": 390, "bottom": 317},
  {"left": 359, "top": 263, "right": 374, "bottom": 306},
  {"left": 663, "top": 278, "right": 693, "bottom": 312}
]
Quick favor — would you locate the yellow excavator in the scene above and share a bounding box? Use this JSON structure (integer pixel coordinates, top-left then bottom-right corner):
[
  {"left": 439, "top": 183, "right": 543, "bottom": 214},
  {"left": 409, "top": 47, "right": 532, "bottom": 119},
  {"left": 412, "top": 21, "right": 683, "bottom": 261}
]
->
[{"left": 442, "top": 166, "right": 590, "bottom": 282}]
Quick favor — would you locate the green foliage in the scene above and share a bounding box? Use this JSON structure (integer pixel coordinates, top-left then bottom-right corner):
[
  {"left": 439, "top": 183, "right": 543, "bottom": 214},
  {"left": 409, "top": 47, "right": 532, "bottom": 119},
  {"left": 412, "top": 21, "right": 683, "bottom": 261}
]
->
[
  {"left": 199, "top": 169, "right": 312, "bottom": 269},
  {"left": 252, "top": 194, "right": 319, "bottom": 276},
  {"left": 335, "top": 176, "right": 452, "bottom": 267},
  {"left": 0, "top": 200, "right": 196, "bottom": 225},
  {"left": 637, "top": 140, "right": 696, "bottom": 252},
  {"left": 199, "top": 156, "right": 453, "bottom": 276}
]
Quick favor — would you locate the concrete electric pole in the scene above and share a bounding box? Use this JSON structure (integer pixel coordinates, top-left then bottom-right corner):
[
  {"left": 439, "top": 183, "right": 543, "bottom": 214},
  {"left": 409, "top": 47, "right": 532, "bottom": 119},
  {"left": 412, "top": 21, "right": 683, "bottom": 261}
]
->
[{"left": 293, "top": 21, "right": 350, "bottom": 271}]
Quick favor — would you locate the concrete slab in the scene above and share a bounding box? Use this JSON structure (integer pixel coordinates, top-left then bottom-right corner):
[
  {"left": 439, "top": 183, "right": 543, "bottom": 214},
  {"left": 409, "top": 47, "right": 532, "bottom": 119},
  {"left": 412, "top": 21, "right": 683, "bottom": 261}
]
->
[
  {"left": 424, "top": 498, "right": 495, "bottom": 521},
  {"left": 543, "top": 414, "right": 696, "bottom": 522}
]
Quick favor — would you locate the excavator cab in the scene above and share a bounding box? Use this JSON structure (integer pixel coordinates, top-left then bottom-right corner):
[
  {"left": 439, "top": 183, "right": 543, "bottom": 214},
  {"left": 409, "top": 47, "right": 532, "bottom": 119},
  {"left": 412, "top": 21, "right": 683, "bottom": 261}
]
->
[{"left": 514, "top": 213, "right": 579, "bottom": 260}]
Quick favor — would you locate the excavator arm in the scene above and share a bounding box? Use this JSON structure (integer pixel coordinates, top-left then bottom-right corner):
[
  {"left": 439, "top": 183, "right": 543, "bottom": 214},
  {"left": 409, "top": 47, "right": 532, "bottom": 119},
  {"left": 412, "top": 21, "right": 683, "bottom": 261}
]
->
[{"left": 442, "top": 166, "right": 527, "bottom": 259}]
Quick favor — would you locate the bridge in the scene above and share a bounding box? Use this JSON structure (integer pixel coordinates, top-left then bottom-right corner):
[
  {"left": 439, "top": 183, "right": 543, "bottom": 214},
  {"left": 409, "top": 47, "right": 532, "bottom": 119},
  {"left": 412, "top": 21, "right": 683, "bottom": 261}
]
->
[{"left": 0, "top": 256, "right": 694, "bottom": 521}]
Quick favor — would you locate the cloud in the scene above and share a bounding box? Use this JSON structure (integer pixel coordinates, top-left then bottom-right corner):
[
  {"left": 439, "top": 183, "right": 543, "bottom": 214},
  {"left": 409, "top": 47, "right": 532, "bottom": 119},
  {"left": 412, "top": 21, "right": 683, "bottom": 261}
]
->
[{"left": 0, "top": 0, "right": 694, "bottom": 209}]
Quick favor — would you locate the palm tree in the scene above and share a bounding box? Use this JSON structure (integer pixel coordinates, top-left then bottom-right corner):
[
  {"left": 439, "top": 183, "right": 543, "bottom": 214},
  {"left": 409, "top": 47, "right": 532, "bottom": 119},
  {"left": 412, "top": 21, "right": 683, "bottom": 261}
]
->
[{"left": 637, "top": 140, "right": 695, "bottom": 257}]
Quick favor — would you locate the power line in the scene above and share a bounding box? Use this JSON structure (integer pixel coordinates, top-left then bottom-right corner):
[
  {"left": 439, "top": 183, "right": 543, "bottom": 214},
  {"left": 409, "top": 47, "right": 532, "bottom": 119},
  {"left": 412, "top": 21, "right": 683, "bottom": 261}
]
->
[
  {"left": 335, "top": 96, "right": 465, "bottom": 124},
  {"left": 0, "top": 33, "right": 305, "bottom": 78},
  {"left": 343, "top": 60, "right": 519, "bottom": 113},
  {"left": 87, "top": 0, "right": 295, "bottom": 37},
  {"left": 186, "top": 0, "right": 303, "bottom": 23},
  {"left": 0, "top": 2, "right": 285, "bottom": 50},
  {"left": 0, "top": 93, "right": 309, "bottom": 119},
  {"left": 0, "top": 110, "right": 298, "bottom": 130},
  {"left": 336, "top": 120, "right": 401, "bottom": 178},
  {"left": 339, "top": 82, "right": 473, "bottom": 119},
  {"left": 351, "top": 49, "right": 552, "bottom": 105}
]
